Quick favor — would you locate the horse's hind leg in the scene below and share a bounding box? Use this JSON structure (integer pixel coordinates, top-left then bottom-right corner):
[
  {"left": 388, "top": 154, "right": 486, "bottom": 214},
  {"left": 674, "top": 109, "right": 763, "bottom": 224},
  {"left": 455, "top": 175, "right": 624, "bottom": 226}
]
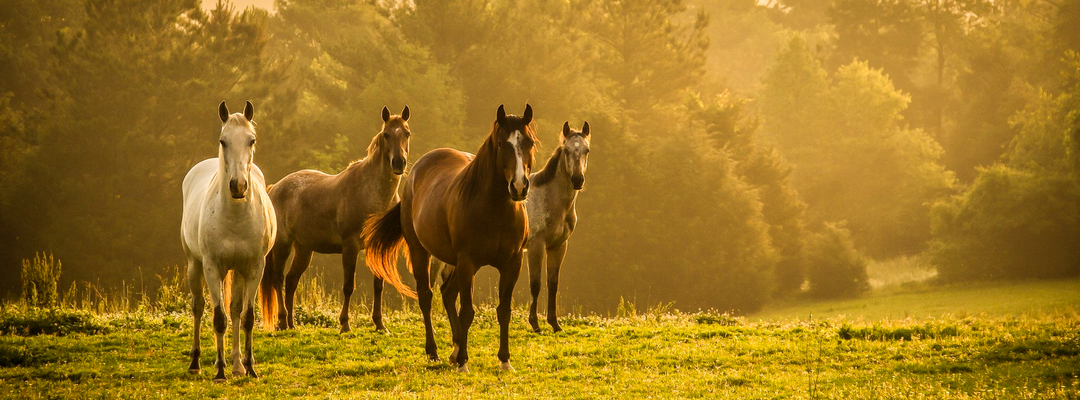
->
[
  {"left": 526, "top": 244, "right": 546, "bottom": 333},
  {"left": 408, "top": 247, "right": 437, "bottom": 361},
  {"left": 283, "top": 245, "right": 313, "bottom": 329},
  {"left": 339, "top": 242, "right": 361, "bottom": 333},
  {"left": 229, "top": 274, "right": 246, "bottom": 377},
  {"left": 497, "top": 252, "right": 524, "bottom": 372},
  {"left": 440, "top": 266, "right": 461, "bottom": 366},
  {"left": 454, "top": 262, "right": 478, "bottom": 373},
  {"left": 371, "top": 276, "right": 387, "bottom": 332},
  {"left": 268, "top": 242, "right": 293, "bottom": 330},
  {"left": 545, "top": 243, "right": 569, "bottom": 333},
  {"left": 187, "top": 258, "right": 204, "bottom": 374}
]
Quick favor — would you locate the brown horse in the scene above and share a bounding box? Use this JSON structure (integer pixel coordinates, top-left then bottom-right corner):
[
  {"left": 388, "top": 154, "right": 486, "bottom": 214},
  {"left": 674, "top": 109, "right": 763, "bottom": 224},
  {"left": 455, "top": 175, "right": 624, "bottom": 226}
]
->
[
  {"left": 364, "top": 104, "right": 537, "bottom": 373},
  {"left": 427, "top": 122, "right": 591, "bottom": 333},
  {"left": 259, "top": 106, "right": 416, "bottom": 333}
]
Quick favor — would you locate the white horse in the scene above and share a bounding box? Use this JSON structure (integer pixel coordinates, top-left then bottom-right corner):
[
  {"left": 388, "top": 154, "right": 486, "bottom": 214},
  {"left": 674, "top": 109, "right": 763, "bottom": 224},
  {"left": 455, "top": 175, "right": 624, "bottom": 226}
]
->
[{"left": 181, "top": 100, "right": 276, "bottom": 383}]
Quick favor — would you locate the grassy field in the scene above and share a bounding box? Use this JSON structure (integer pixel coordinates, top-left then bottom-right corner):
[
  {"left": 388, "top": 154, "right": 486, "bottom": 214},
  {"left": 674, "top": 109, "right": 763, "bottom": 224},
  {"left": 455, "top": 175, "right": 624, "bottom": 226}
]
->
[{"left": 1, "top": 280, "right": 1078, "bottom": 399}]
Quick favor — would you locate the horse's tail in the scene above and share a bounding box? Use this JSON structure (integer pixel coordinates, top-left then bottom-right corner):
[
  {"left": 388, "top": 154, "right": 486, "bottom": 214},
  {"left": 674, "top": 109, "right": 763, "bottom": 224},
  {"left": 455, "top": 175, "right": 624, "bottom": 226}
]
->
[
  {"left": 222, "top": 270, "right": 233, "bottom": 317},
  {"left": 259, "top": 251, "right": 278, "bottom": 331},
  {"left": 362, "top": 202, "right": 417, "bottom": 299}
]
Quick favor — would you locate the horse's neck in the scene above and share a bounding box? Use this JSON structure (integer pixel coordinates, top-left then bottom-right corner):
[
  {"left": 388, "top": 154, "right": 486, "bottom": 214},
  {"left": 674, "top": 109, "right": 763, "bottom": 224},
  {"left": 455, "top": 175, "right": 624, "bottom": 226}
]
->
[
  {"left": 458, "top": 140, "right": 511, "bottom": 205},
  {"left": 341, "top": 154, "right": 400, "bottom": 197},
  {"left": 535, "top": 165, "right": 577, "bottom": 214}
]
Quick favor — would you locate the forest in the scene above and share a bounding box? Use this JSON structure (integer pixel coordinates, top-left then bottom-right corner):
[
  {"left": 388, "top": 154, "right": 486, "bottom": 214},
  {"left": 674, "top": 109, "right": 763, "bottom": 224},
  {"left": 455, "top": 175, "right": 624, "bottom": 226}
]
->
[{"left": 1, "top": 0, "right": 1078, "bottom": 314}]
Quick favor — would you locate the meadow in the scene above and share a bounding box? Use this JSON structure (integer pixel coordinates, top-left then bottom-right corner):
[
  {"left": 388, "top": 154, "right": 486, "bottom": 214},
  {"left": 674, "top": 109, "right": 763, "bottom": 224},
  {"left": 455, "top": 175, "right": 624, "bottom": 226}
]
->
[{"left": 1, "top": 279, "right": 1078, "bottom": 399}]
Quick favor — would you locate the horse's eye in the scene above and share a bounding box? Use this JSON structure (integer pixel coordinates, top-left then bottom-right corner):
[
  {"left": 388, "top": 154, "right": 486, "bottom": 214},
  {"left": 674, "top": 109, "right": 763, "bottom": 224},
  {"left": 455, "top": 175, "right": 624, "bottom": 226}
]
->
[
  {"left": 250, "top": 139, "right": 256, "bottom": 146},
  {"left": 383, "top": 132, "right": 390, "bottom": 139},
  {"left": 219, "top": 140, "right": 226, "bottom": 147}
]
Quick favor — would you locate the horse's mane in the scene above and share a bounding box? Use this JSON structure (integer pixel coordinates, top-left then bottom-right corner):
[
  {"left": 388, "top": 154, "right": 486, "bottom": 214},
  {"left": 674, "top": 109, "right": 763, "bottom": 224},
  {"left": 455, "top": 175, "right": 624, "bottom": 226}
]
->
[
  {"left": 225, "top": 114, "right": 256, "bottom": 134},
  {"left": 530, "top": 147, "right": 562, "bottom": 187}
]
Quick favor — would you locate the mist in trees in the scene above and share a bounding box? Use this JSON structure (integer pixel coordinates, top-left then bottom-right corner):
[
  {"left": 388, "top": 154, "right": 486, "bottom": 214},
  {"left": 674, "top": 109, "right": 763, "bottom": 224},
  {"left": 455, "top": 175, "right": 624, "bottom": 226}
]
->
[{"left": 1, "top": 0, "right": 1077, "bottom": 313}]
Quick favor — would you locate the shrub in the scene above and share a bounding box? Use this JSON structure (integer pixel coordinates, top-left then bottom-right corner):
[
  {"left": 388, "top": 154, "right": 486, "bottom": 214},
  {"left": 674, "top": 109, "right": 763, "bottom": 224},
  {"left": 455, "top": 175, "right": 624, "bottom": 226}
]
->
[
  {"left": 805, "top": 223, "right": 870, "bottom": 298},
  {"left": 21, "top": 253, "right": 62, "bottom": 309},
  {"left": 929, "top": 166, "right": 1080, "bottom": 281}
]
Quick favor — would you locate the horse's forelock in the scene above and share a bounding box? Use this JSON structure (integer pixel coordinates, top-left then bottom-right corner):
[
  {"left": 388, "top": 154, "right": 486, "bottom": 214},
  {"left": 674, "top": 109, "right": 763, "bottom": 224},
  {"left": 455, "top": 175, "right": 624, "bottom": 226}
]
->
[{"left": 224, "top": 113, "right": 256, "bottom": 136}]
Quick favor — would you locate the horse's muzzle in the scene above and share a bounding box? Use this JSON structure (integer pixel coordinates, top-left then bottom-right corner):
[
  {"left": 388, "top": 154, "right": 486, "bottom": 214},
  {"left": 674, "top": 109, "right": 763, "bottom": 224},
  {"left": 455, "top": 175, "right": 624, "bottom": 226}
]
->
[
  {"left": 230, "top": 178, "right": 247, "bottom": 199},
  {"left": 391, "top": 156, "right": 406, "bottom": 175},
  {"left": 510, "top": 177, "right": 529, "bottom": 201},
  {"left": 571, "top": 174, "right": 585, "bottom": 190}
]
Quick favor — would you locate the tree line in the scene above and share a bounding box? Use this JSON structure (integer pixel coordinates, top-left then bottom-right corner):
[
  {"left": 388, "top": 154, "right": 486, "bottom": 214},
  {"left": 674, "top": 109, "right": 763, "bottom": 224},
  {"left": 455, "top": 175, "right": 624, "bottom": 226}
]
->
[{"left": 1, "top": 0, "right": 1077, "bottom": 313}]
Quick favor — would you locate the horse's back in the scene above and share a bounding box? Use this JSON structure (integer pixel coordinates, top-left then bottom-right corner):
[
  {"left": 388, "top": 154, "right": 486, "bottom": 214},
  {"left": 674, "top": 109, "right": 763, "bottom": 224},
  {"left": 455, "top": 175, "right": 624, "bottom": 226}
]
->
[
  {"left": 267, "top": 169, "right": 343, "bottom": 250},
  {"left": 402, "top": 148, "right": 474, "bottom": 263}
]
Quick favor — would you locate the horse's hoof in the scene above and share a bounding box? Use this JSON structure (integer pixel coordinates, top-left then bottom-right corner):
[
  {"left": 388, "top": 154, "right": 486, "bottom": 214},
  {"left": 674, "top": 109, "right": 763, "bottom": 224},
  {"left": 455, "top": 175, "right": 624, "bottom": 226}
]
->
[
  {"left": 531, "top": 327, "right": 542, "bottom": 334},
  {"left": 213, "top": 370, "right": 227, "bottom": 383},
  {"left": 340, "top": 324, "right": 351, "bottom": 334},
  {"left": 213, "top": 377, "right": 227, "bottom": 384},
  {"left": 374, "top": 326, "right": 390, "bottom": 335},
  {"left": 232, "top": 369, "right": 246, "bottom": 377},
  {"left": 427, "top": 354, "right": 441, "bottom": 362},
  {"left": 552, "top": 327, "right": 564, "bottom": 333},
  {"left": 500, "top": 361, "right": 515, "bottom": 372},
  {"left": 456, "top": 364, "right": 470, "bottom": 374},
  {"left": 246, "top": 369, "right": 259, "bottom": 379},
  {"left": 188, "top": 368, "right": 200, "bottom": 375},
  {"left": 449, "top": 344, "right": 459, "bottom": 366}
]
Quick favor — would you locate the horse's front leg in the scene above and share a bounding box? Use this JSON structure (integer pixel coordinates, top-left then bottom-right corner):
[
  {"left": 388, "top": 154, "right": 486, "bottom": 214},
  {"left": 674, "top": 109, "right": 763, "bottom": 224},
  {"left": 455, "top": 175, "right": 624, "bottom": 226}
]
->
[
  {"left": 186, "top": 258, "right": 204, "bottom": 374},
  {"left": 241, "top": 266, "right": 263, "bottom": 378},
  {"left": 339, "top": 242, "right": 360, "bottom": 333},
  {"left": 203, "top": 265, "right": 229, "bottom": 383},
  {"left": 545, "top": 242, "right": 568, "bottom": 333},
  {"left": 229, "top": 272, "right": 246, "bottom": 377},
  {"left": 525, "top": 243, "right": 546, "bottom": 333},
  {"left": 497, "top": 251, "right": 524, "bottom": 371}
]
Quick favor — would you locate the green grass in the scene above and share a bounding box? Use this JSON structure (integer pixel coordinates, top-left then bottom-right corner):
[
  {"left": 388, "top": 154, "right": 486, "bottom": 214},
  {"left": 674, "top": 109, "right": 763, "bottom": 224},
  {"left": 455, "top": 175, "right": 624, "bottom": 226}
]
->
[
  {"left": 755, "top": 279, "right": 1080, "bottom": 322},
  {"left": 1, "top": 280, "right": 1078, "bottom": 399}
]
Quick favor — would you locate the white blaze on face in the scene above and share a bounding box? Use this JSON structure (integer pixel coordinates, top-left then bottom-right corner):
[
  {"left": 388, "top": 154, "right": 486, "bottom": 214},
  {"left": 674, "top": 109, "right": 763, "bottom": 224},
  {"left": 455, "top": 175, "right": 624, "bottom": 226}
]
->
[{"left": 509, "top": 130, "right": 526, "bottom": 191}]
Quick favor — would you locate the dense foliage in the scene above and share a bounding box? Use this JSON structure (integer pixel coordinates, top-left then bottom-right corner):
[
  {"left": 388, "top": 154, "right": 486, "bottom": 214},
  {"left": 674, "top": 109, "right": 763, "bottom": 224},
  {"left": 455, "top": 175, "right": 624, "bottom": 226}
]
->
[{"left": 1, "top": 0, "right": 1078, "bottom": 312}]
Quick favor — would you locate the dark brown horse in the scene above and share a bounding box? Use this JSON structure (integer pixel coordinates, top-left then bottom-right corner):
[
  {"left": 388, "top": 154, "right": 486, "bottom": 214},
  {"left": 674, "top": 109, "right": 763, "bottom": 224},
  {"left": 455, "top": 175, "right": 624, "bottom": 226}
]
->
[
  {"left": 259, "top": 106, "right": 416, "bottom": 333},
  {"left": 364, "top": 104, "right": 537, "bottom": 373}
]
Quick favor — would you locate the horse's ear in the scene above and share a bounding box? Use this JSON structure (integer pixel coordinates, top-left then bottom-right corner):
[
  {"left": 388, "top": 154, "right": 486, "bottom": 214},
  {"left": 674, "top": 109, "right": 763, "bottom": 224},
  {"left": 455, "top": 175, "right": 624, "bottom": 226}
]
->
[
  {"left": 401, "top": 105, "right": 410, "bottom": 122},
  {"left": 218, "top": 101, "right": 229, "bottom": 124},
  {"left": 382, "top": 106, "right": 391, "bottom": 122},
  {"left": 522, "top": 103, "right": 533, "bottom": 125},
  {"left": 497, "top": 105, "right": 507, "bottom": 125},
  {"left": 244, "top": 100, "right": 254, "bottom": 121},
  {"left": 582, "top": 121, "right": 590, "bottom": 136},
  {"left": 561, "top": 121, "right": 571, "bottom": 139}
]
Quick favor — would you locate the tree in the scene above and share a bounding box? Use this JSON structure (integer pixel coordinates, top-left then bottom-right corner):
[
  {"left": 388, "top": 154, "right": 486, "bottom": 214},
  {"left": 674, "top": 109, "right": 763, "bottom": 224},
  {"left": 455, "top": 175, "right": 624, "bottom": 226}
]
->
[
  {"left": 688, "top": 92, "right": 810, "bottom": 295},
  {"left": 805, "top": 222, "right": 869, "bottom": 298},
  {"left": 931, "top": 54, "right": 1080, "bottom": 281},
  {"left": 2, "top": 0, "right": 294, "bottom": 287},
  {"left": 761, "top": 36, "right": 956, "bottom": 257}
]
